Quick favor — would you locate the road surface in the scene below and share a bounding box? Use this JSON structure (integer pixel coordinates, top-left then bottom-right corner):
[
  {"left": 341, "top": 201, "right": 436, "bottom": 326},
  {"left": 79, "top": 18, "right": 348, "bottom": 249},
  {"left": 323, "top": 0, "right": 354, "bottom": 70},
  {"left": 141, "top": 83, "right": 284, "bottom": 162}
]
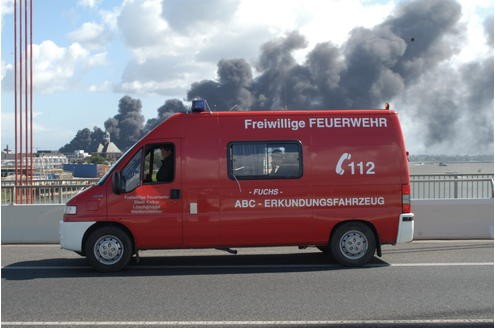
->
[{"left": 2, "top": 240, "right": 493, "bottom": 327}]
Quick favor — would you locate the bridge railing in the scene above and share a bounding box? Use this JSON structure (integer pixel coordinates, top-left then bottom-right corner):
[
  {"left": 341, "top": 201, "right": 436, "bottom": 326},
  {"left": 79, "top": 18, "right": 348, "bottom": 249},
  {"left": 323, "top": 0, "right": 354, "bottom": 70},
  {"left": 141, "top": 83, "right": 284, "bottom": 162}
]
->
[
  {"left": 1, "top": 179, "right": 99, "bottom": 204},
  {"left": 1, "top": 175, "right": 493, "bottom": 204},
  {"left": 410, "top": 174, "right": 494, "bottom": 200}
]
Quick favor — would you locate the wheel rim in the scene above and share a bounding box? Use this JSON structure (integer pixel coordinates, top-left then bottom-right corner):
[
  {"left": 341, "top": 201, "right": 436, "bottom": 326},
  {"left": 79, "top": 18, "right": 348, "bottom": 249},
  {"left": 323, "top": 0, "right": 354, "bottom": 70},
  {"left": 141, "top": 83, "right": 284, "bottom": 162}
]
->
[
  {"left": 93, "top": 235, "right": 124, "bottom": 265},
  {"left": 339, "top": 230, "right": 368, "bottom": 260}
]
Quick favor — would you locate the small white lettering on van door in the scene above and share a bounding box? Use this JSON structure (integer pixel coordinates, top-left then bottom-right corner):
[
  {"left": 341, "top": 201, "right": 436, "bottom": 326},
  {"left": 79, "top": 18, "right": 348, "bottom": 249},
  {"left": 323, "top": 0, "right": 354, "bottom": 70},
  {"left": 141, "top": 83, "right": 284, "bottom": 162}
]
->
[
  {"left": 251, "top": 188, "right": 280, "bottom": 196},
  {"left": 124, "top": 195, "right": 167, "bottom": 214},
  {"left": 234, "top": 199, "right": 257, "bottom": 208},
  {"left": 335, "top": 152, "right": 376, "bottom": 175}
]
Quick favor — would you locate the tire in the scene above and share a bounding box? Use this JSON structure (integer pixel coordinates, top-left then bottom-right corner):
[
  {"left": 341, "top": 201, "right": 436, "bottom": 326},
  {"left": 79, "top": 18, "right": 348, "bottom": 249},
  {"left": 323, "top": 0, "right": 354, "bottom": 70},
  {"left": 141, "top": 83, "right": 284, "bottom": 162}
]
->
[
  {"left": 330, "top": 222, "right": 376, "bottom": 267},
  {"left": 85, "top": 226, "right": 133, "bottom": 272}
]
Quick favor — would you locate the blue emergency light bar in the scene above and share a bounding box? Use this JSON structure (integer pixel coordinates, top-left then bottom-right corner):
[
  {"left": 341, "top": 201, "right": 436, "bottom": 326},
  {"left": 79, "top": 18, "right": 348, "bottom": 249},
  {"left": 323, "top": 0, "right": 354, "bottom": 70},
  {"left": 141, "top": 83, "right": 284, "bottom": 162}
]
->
[{"left": 192, "top": 99, "right": 209, "bottom": 112}]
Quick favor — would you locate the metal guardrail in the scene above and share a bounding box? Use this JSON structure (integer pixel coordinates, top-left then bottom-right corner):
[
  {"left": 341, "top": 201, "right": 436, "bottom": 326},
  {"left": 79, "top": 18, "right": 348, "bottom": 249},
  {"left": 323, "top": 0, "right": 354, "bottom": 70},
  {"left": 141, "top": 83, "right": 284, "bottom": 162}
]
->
[
  {"left": 410, "top": 174, "right": 494, "bottom": 200},
  {"left": 1, "top": 184, "right": 94, "bottom": 204},
  {"left": 1, "top": 175, "right": 493, "bottom": 204},
  {"left": 0, "top": 179, "right": 99, "bottom": 186},
  {"left": 1, "top": 179, "right": 100, "bottom": 204}
]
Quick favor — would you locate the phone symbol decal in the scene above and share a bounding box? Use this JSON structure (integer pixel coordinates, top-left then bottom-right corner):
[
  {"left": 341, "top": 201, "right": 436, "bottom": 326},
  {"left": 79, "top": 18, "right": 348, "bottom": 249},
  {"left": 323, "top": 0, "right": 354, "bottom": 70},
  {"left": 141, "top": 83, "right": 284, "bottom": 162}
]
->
[{"left": 336, "top": 153, "right": 351, "bottom": 175}]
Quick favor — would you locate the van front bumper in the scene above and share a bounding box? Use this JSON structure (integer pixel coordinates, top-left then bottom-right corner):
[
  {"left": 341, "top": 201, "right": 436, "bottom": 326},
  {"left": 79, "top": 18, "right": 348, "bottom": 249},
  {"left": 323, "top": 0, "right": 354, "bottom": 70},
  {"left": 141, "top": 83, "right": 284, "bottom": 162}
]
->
[
  {"left": 396, "top": 213, "right": 414, "bottom": 243},
  {"left": 59, "top": 220, "right": 96, "bottom": 252}
]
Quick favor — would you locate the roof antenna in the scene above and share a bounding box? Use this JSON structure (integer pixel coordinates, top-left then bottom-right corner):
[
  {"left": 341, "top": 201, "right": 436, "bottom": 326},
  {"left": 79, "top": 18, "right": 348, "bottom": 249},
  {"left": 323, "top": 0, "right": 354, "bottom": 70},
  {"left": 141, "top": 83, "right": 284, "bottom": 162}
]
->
[
  {"left": 205, "top": 99, "right": 212, "bottom": 114},
  {"left": 229, "top": 104, "right": 239, "bottom": 111}
]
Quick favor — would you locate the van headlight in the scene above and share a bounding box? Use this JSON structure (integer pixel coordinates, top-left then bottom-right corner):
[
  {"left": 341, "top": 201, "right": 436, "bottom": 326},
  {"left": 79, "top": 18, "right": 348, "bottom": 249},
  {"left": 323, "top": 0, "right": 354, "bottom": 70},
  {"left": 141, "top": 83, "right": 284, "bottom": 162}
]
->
[{"left": 65, "top": 205, "right": 77, "bottom": 215}]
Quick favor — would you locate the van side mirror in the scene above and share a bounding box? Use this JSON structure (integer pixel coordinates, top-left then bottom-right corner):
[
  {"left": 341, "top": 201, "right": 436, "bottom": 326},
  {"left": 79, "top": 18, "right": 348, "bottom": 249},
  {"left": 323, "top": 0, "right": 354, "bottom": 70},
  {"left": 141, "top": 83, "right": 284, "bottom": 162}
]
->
[{"left": 112, "top": 171, "right": 124, "bottom": 194}]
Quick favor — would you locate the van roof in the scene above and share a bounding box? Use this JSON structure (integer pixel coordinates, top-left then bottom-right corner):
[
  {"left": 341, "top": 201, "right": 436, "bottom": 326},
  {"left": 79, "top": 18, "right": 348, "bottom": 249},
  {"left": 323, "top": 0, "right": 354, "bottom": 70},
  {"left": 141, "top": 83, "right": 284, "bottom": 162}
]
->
[
  {"left": 152, "top": 109, "right": 398, "bottom": 133},
  {"left": 185, "top": 109, "right": 397, "bottom": 117},
  {"left": 193, "top": 108, "right": 397, "bottom": 116}
]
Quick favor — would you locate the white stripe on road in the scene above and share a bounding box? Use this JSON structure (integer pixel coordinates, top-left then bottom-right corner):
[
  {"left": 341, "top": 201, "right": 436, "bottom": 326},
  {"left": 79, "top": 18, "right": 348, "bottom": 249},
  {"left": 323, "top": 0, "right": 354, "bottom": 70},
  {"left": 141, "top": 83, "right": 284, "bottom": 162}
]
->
[
  {"left": 391, "top": 262, "right": 494, "bottom": 267},
  {"left": 2, "top": 266, "right": 90, "bottom": 270},
  {"left": 2, "top": 262, "right": 493, "bottom": 270},
  {"left": 2, "top": 319, "right": 494, "bottom": 326}
]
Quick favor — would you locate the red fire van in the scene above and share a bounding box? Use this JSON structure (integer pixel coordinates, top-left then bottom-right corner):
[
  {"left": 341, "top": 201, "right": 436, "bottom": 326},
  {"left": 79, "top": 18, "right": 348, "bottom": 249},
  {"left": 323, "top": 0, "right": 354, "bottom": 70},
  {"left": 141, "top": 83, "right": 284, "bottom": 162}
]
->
[{"left": 60, "top": 101, "right": 414, "bottom": 272}]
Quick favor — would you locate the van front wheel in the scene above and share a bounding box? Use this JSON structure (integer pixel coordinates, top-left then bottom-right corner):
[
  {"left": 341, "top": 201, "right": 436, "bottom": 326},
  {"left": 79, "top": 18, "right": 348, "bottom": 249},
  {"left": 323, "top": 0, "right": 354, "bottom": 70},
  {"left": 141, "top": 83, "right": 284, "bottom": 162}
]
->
[
  {"left": 330, "top": 222, "right": 376, "bottom": 267},
  {"left": 85, "top": 226, "right": 133, "bottom": 272}
]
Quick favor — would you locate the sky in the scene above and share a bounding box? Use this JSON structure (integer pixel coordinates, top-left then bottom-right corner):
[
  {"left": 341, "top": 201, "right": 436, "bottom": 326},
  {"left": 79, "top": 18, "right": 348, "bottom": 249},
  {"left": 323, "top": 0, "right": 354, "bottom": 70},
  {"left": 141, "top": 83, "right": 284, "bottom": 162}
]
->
[{"left": 0, "top": 0, "right": 493, "bottom": 154}]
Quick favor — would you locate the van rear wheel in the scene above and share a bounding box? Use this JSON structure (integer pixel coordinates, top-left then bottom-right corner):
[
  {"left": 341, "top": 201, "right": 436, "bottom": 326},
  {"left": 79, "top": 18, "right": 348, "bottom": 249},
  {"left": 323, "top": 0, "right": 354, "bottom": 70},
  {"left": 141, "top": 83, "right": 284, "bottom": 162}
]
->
[
  {"left": 85, "top": 226, "right": 133, "bottom": 272},
  {"left": 330, "top": 222, "right": 376, "bottom": 267}
]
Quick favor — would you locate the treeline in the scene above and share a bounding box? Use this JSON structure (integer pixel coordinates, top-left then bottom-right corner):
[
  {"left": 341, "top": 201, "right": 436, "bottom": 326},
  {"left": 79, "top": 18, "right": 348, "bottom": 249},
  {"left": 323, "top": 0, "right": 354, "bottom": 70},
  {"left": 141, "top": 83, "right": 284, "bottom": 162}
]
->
[{"left": 59, "top": 96, "right": 185, "bottom": 153}]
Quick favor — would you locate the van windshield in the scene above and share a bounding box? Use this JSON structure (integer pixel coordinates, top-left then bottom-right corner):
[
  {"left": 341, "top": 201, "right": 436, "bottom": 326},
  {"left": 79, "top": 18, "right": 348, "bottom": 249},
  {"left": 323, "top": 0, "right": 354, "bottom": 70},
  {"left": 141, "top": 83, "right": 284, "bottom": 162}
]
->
[
  {"left": 95, "top": 114, "right": 178, "bottom": 186},
  {"left": 96, "top": 145, "right": 135, "bottom": 186}
]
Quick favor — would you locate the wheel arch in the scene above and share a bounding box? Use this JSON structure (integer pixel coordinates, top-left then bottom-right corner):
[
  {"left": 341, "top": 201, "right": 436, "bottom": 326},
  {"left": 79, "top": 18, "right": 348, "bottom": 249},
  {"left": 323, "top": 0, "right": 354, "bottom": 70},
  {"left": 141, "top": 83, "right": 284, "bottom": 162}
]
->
[{"left": 81, "top": 221, "right": 135, "bottom": 257}]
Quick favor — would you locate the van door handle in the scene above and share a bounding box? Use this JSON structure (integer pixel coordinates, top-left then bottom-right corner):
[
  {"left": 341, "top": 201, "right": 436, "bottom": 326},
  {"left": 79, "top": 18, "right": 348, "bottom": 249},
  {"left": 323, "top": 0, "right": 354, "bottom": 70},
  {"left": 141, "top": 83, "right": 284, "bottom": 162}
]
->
[{"left": 170, "top": 189, "right": 181, "bottom": 199}]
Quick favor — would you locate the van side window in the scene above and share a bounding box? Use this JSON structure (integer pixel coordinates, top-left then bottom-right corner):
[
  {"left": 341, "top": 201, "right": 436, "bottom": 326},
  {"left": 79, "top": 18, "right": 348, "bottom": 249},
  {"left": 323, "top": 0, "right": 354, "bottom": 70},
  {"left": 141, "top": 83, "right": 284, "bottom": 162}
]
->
[
  {"left": 121, "top": 149, "right": 142, "bottom": 192},
  {"left": 229, "top": 141, "right": 302, "bottom": 180},
  {"left": 143, "top": 143, "right": 175, "bottom": 184}
]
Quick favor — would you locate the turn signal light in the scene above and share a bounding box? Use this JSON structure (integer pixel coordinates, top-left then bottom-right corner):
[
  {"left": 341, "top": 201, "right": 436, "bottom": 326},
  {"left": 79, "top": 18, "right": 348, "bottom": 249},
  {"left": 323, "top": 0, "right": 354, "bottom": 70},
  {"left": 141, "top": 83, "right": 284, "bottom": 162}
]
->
[{"left": 64, "top": 205, "right": 77, "bottom": 215}]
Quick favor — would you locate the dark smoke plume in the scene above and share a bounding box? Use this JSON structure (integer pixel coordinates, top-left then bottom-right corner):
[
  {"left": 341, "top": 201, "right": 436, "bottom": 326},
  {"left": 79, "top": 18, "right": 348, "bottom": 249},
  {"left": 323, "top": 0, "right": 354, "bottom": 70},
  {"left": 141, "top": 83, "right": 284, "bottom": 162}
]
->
[
  {"left": 104, "top": 95, "right": 145, "bottom": 151},
  {"left": 187, "top": 58, "right": 253, "bottom": 110},
  {"left": 185, "top": 0, "right": 493, "bottom": 154},
  {"left": 144, "top": 99, "right": 186, "bottom": 133},
  {"left": 253, "top": 31, "right": 309, "bottom": 109},
  {"left": 59, "top": 127, "right": 106, "bottom": 153},
  {"left": 484, "top": 15, "right": 494, "bottom": 47},
  {"left": 60, "top": 0, "right": 492, "bottom": 155},
  {"left": 384, "top": 0, "right": 462, "bottom": 82},
  {"left": 187, "top": 0, "right": 463, "bottom": 110},
  {"left": 61, "top": 96, "right": 184, "bottom": 154}
]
